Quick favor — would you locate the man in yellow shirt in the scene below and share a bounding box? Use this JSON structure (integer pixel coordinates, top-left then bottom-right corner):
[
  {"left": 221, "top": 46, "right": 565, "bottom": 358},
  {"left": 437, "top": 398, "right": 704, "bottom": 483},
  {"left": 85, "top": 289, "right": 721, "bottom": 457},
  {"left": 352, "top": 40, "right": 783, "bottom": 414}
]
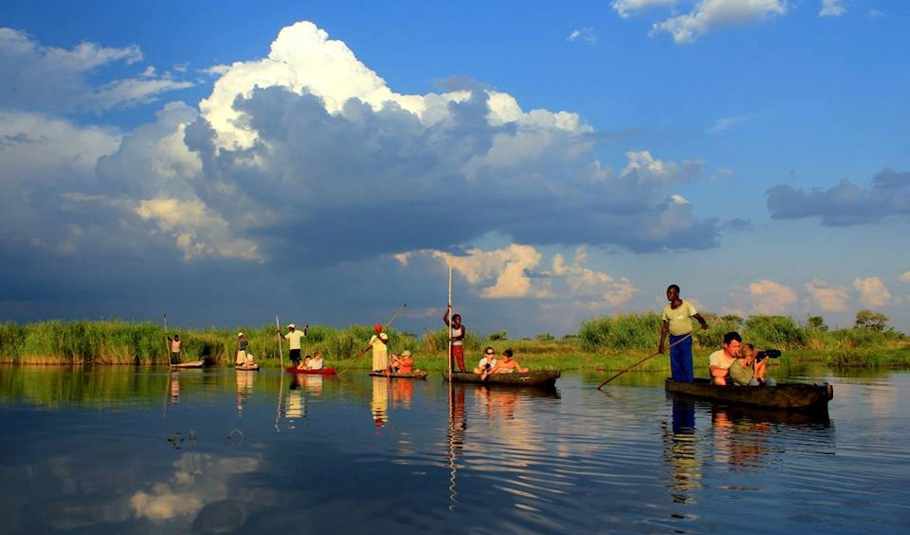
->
[{"left": 658, "top": 284, "right": 709, "bottom": 383}]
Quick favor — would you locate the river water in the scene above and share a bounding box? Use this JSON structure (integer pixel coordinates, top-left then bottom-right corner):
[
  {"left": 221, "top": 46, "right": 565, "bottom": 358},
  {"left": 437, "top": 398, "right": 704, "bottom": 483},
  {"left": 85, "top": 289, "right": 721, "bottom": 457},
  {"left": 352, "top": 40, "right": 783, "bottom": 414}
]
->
[{"left": 0, "top": 366, "right": 906, "bottom": 535}]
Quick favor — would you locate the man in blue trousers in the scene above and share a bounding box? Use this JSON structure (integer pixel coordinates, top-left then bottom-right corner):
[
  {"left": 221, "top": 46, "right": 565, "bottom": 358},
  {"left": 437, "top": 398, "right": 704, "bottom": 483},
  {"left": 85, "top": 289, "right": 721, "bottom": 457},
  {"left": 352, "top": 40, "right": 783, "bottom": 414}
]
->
[{"left": 658, "top": 284, "right": 709, "bottom": 383}]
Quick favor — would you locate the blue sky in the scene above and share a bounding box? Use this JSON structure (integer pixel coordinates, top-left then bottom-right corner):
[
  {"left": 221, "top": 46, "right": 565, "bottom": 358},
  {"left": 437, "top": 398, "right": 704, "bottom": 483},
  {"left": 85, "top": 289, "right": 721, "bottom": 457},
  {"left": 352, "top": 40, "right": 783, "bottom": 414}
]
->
[{"left": 1, "top": 0, "right": 908, "bottom": 338}]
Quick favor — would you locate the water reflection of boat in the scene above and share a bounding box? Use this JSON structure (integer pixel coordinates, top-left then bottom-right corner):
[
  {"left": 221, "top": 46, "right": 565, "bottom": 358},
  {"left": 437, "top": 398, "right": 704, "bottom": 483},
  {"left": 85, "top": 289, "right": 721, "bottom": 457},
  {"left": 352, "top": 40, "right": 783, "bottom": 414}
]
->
[
  {"left": 370, "top": 376, "right": 389, "bottom": 428},
  {"left": 444, "top": 370, "right": 560, "bottom": 387},
  {"left": 172, "top": 360, "right": 206, "bottom": 369},
  {"left": 297, "top": 374, "right": 324, "bottom": 395},
  {"left": 235, "top": 366, "right": 255, "bottom": 416},
  {"left": 368, "top": 371, "right": 428, "bottom": 380},
  {"left": 169, "top": 371, "right": 181, "bottom": 403},
  {"left": 390, "top": 378, "right": 415, "bottom": 408},
  {"left": 710, "top": 406, "right": 773, "bottom": 470},
  {"left": 663, "top": 399, "right": 701, "bottom": 504},
  {"left": 666, "top": 378, "right": 833, "bottom": 411}
]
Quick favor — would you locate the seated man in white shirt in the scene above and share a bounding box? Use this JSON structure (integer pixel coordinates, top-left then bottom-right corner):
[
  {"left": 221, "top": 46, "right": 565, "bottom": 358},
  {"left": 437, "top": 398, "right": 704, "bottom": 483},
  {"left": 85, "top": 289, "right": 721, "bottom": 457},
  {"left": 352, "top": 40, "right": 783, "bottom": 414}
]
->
[{"left": 708, "top": 332, "right": 742, "bottom": 386}]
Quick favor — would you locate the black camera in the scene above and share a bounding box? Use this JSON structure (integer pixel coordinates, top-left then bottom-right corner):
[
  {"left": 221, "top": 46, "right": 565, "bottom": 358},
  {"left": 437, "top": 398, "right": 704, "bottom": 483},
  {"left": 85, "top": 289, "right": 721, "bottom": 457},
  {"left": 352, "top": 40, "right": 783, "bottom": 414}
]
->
[{"left": 755, "top": 349, "right": 781, "bottom": 361}]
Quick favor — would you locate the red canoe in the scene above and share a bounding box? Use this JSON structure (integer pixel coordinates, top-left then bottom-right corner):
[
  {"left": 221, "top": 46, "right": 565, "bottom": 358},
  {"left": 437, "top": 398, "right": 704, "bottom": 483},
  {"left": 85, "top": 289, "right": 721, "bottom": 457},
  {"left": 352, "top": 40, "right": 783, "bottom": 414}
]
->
[{"left": 285, "top": 366, "right": 337, "bottom": 375}]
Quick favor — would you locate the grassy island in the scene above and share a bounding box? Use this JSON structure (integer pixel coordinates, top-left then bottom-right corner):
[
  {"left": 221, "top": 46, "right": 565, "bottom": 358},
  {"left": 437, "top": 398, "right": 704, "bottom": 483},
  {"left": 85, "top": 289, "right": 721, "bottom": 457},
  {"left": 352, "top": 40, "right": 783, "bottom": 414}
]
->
[{"left": 0, "top": 311, "right": 907, "bottom": 370}]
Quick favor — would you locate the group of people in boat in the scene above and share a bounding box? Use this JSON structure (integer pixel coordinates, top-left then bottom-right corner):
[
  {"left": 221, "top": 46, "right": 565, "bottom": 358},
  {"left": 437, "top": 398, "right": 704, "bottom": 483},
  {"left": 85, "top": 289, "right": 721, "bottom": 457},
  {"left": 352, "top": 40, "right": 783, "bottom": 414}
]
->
[{"left": 658, "top": 284, "right": 774, "bottom": 387}]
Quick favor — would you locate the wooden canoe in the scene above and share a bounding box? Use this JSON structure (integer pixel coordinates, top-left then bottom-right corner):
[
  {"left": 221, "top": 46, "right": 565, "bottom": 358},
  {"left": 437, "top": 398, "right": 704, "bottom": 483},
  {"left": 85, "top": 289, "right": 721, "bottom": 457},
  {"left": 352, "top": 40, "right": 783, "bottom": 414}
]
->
[
  {"left": 235, "top": 364, "right": 260, "bottom": 371},
  {"left": 368, "top": 371, "right": 428, "bottom": 380},
  {"left": 444, "top": 370, "right": 560, "bottom": 387},
  {"left": 172, "top": 360, "right": 205, "bottom": 369},
  {"left": 665, "top": 378, "right": 833, "bottom": 411},
  {"left": 285, "top": 366, "right": 337, "bottom": 376}
]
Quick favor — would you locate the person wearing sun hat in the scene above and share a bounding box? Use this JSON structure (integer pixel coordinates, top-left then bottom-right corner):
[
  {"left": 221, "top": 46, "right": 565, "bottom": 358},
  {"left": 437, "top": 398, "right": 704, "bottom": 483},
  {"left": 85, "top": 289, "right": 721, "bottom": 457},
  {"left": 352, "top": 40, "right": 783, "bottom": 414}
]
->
[
  {"left": 278, "top": 323, "right": 309, "bottom": 366},
  {"left": 236, "top": 332, "right": 254, "bottom": 366}
]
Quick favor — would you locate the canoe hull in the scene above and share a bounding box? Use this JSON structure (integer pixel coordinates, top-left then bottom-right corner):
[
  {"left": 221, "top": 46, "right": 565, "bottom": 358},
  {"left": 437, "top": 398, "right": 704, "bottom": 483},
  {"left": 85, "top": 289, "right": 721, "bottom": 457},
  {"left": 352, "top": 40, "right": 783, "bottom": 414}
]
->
[
  {"left": 665, "top": 378, "right": 833, "bottom": 411},
  {"left": 444, "top": 370, "right": 560, "bottom": 387},
  {"left": 236, "top": 364, "right": 260, "bottom": 371},
  {"left": 172, "top": 360, "right": 205, "bottom": 369},
  {"left": 285, "top": 366, "right": 337, "bottom": 376},
  {"left": 368, "top": 371, "right": 428, "bottom": 380}
]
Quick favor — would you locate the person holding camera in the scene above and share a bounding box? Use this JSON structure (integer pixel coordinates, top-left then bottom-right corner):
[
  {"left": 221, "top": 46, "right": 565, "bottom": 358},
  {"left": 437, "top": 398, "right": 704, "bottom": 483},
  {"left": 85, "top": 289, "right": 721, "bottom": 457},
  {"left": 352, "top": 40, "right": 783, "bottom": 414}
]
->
[
  {"left": 729, "top": 344, "right": 776, "bottom": 386},
  {"left": 473, "top": 346, "right": 497, "bottom": 374}
]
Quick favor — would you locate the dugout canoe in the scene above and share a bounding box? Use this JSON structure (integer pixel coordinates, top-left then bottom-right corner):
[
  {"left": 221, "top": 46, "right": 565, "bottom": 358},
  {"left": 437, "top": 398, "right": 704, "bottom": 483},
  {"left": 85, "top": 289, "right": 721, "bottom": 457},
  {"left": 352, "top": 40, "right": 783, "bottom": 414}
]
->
[
  {"left": 368, "top": 371, "right": 429, "bottom": 380},
  {"left": 172, "top": 360, "right": 205, "bottom": 369},
  {"left": 665, "top": 378, "right": 833, "bottom": 411},
  {"left": 444, "top": 370, "right": 560, "bottom": 388},
  {"left": 235, "top": 363, "right": 260, "bottom": 371},
  {"left": 285, "top": 366, "right": 337, "bottom": 376}
]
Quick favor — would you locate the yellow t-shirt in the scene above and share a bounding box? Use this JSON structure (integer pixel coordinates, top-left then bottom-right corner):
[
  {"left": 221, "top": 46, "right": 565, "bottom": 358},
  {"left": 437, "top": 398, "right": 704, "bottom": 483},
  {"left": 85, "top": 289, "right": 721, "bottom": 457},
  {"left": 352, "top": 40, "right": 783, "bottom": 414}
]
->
[{"left": 662, "top": 300, "right": 698, "bottom": 336}]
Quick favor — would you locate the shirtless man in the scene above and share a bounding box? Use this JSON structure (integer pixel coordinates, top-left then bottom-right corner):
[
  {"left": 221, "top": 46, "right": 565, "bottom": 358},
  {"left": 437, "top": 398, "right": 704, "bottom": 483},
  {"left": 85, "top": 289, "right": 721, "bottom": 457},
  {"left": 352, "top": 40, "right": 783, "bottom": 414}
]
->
[{"left": 483, "top": 348, "right": 528, "bottom": 380}]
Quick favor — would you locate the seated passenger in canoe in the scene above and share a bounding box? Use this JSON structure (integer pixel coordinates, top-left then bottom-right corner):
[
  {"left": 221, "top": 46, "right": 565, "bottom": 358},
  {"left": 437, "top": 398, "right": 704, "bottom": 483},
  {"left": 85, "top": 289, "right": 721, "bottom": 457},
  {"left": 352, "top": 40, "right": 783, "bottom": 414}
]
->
[
  {"left": 729, "top": 344, "right": 774, "bottom": 386},
  {"left": 708, "top": 332, "right": 741, "bottom": 385},
  {"left": 396, "top": 350, "right": 418, "bottom": 374},
  {"left": 483, "top": 348, "right": 528, "bottom": 379},
  {"left": 308, "top": 352, "right": 325, "bottom": 370},
  {"left": 473, "top": 346, "right": 497, "bottom": 374},
  {"left": 297, "top": 355, "right": 312, "bottom": 370}
]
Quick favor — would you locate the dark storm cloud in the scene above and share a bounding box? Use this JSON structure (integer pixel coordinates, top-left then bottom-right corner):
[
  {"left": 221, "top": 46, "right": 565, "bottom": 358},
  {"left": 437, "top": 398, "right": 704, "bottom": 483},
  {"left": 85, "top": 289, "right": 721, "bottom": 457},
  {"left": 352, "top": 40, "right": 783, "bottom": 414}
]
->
[
  {"left": 177, "top": 85, "right": 720, "bottom": 266},
  {"left": 766, "top": 168, "right": 910, "bottom": 226}
]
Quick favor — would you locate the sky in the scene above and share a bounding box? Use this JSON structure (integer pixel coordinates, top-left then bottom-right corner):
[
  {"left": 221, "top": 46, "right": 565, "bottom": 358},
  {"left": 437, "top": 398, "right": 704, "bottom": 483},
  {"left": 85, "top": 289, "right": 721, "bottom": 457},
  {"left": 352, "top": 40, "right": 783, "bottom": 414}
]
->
[{"left": 1, "top": 0, "right": 908, "bottom": 338}]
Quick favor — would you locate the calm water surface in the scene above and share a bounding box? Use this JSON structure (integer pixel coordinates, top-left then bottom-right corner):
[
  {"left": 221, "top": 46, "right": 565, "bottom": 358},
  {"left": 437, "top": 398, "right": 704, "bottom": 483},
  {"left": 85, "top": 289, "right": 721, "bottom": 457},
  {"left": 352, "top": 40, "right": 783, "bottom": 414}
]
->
[{"left": 0, "top": 366, "right": 907, "bottom": 534}]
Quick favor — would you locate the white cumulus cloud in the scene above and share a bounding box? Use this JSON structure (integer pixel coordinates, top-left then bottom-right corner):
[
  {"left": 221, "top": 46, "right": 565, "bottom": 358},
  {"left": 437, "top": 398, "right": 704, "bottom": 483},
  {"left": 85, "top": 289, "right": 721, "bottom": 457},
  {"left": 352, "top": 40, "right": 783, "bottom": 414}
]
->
[
  {"left": 853, "top": 276, "right": 893, "bottom": 307},
  {"left": 736, "top": 279, "right": 797, "bottom": 315},
  {"left": 820, "top": 0, "right": 846, "bottom": 17},
  {"left": 567, "top": 27, "right": 598, "bottom": 45},
  {"left": 647, "top": 0, "right": 787, "bottom": 44},
  {"left": 805, "top": 278, "right": 850, "bottom": 312},
  {"left": 0, "top": 27, "right": 192, "bottom": 112},
  {"left": 900, "top": 271, "right": 910, "bottom": 283},
  {"left": 612, "top": 0, "right": 679, "bottom": 18}
]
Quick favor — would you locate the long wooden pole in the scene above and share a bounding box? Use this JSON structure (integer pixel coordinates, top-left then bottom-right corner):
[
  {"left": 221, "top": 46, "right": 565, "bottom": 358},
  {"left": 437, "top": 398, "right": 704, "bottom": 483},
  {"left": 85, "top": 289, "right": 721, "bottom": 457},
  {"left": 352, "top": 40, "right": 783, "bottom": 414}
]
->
[
  {"left": 276, "top": 314, "right": 283, "bottom": 368},
  {"left": 447, "top": 263, "right": 453, "bottom": 381},
  {"left": 163, "top": 312, "right": 170, "bottom": 366},
  {"left": 597, "top": 332, "right": 693, "bottom": 390}
]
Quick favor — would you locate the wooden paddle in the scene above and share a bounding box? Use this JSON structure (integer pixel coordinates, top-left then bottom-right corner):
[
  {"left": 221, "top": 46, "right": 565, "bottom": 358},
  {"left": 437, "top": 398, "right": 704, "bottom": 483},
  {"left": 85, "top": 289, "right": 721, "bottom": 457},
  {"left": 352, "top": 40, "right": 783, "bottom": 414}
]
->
[
  {"left": 597, "top": 333, "right": 693, "bottom": 390},
  {"left": 275, "top": 314, "right": 283, "bottom": 367}
]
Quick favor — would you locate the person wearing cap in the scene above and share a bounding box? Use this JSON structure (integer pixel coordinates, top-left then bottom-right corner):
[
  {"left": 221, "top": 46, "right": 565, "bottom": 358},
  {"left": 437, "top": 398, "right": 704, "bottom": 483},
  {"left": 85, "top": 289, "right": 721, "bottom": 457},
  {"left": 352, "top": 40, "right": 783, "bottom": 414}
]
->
[
  {"left": 395, "top": 350, "right": 415, "bottom": 374},
  {"left": 443, "top": 305, "right": 468, "bottom": 372},
  {"left": 368, "top": 323, "right": 390, "bottom": 373},
  {"left": 236, "top": 332, "right": 255, "bottom": 366},
  {"left": 278, "top": 323, "right": 309, "bottom": 366}
]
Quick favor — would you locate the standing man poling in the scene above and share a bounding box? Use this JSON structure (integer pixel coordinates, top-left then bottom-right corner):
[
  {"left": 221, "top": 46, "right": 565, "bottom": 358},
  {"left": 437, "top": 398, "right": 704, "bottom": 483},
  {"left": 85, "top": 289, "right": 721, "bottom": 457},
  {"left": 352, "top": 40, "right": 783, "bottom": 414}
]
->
[
  {"left": 167, "top": 333, "right": 181, "bottom": 365},
  {"left": 443, "top": 306, "right": 467, "bottom": 373},
  {"left": 278, "top": 323, "right": 309, "bottom": 366},
  {"left": 658, "top": 284, "right": 709, "bottom": 383}
]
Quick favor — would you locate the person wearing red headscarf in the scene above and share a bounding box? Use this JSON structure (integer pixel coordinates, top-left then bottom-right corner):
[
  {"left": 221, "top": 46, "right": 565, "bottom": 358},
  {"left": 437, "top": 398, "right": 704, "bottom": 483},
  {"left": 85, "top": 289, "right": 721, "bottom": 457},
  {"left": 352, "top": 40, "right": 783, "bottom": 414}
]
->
[{"left": 368, "top": 323, "right": 390, "bottom": 373}]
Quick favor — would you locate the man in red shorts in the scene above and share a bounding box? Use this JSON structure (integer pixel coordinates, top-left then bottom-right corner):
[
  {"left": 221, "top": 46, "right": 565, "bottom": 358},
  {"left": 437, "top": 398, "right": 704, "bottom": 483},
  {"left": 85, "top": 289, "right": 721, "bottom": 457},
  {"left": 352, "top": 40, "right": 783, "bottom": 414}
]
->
[{"left": 443, "top": 305, "right": 467, "bottom": 372}]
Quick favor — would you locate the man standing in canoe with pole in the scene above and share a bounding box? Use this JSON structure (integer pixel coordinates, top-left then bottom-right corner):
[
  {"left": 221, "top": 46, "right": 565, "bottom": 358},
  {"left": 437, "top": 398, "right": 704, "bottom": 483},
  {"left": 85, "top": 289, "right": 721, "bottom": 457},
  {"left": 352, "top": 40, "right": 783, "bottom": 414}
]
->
[
  {"left": 443, "top": 306, "right": 468, "bottom": 373},
  {"left": 278, "top": 323, "right": 308, "bottom": 367},
  {"left": 368, "top": 323, "right": 390, "bottom": 374},
  {"left": 658, "top": 284, "right": 709, "bottom": 383}
]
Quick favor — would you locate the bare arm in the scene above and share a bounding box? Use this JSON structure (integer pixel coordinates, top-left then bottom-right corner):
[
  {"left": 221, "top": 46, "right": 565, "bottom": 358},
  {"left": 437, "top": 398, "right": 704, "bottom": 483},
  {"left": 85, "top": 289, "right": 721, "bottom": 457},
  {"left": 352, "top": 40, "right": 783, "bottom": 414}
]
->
[
  {"left": 658, "top": 320, "right": 669, "bottom": 353},
  {"left": 693, "top": 312, "right": 709, "bottom": 330}
]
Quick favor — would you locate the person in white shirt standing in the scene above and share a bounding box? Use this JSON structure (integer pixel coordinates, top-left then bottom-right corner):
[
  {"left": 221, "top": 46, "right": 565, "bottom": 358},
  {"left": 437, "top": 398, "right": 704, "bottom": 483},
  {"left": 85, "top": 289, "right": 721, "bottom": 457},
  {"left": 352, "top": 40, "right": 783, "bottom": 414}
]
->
[{"left": 278, "top": 323, "right": 308, "bottom": 366}]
